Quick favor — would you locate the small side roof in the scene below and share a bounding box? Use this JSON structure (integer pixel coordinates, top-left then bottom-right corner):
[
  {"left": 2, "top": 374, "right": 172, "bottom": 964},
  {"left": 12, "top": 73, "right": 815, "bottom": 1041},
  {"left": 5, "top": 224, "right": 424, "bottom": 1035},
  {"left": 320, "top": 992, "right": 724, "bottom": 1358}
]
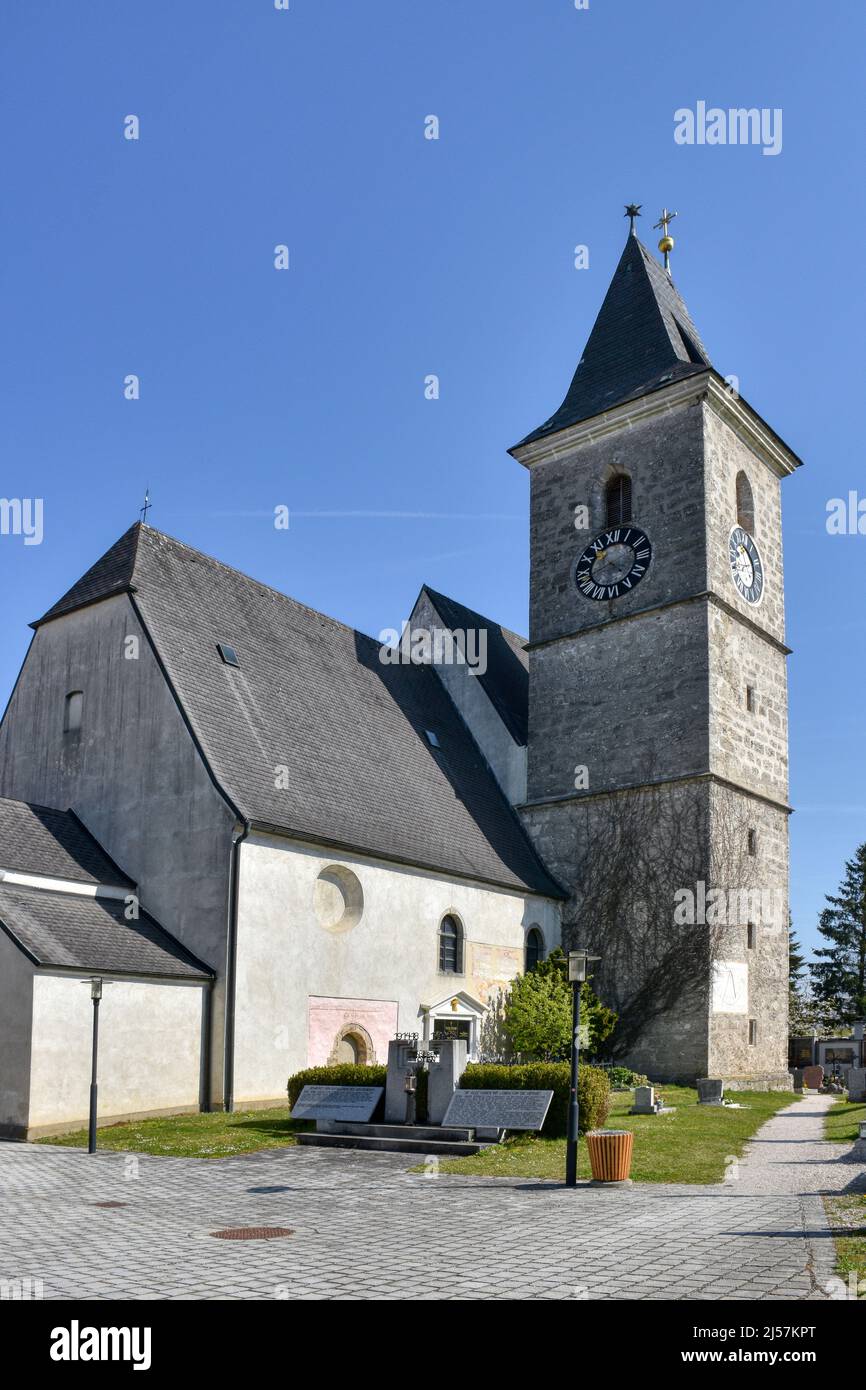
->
[
  {"left": 0, "top": 885, "right": 213, "bottom": 980},
  {"left": 0, "top": 797, "right": 133, "bottom": 887},
  {"left": 0, "top": 796, "right": 213, "bottom": 978}
]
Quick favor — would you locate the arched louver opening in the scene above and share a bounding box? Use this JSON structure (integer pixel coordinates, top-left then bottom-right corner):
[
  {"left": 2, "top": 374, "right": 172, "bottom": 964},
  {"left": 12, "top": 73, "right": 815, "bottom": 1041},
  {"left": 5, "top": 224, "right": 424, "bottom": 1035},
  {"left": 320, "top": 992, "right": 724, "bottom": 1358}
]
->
[
  {"left": 736, "top": 471, "right": 755, "bottom": 534},
  {"left": 605, "top": 474, "right": 632, "bottom": 528}
]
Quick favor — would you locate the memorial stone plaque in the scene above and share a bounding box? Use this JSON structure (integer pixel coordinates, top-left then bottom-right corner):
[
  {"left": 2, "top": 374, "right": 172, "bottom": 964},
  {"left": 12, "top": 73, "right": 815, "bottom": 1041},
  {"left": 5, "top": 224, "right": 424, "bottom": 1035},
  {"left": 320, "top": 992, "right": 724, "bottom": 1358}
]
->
[
  {"left": 442, "top": 1088, "right": 553, "bottom": 1132},
  {"left": 846, "top": 1066, "right": 866, "bottom": 1103},
  {"left": 697, "top": 1078, "right": 724, "bottom": 1105},
  {"left": 291, "top": 1085, "right": 383, "bottom": 1123}
]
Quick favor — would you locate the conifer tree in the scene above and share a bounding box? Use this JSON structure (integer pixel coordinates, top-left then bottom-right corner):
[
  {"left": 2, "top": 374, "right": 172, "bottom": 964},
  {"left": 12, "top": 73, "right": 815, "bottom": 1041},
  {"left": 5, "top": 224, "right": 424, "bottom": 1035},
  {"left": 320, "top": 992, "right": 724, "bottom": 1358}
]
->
[{"left": 811, "top": 844, "right": 866, "bottom": 1022}]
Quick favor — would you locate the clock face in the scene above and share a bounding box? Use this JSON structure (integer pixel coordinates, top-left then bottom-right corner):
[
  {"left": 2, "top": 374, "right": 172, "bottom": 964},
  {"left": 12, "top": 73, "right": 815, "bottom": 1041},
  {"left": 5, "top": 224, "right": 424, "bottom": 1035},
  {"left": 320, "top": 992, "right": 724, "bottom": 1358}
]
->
[
  {"left": 729, "top": 527, "right": 764, "bottom": 605},
  {"left": 575, "top": 525, "right": 652, "bottom": 601}
]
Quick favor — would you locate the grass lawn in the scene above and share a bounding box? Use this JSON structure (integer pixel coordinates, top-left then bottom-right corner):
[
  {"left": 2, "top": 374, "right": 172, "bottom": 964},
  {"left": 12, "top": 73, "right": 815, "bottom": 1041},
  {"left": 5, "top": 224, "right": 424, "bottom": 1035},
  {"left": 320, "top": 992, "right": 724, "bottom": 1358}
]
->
[
  {"left": 824, "top": 1098, "right": 865, "bottom": 1144},
  {"left": 823, "top": 1195, "right": 866, "bottom": 1298},
  {"left": 436, "top": 1085, "right": 798, "bottom": 1184},
  {"left": 36, "top": 1107, "right": 312, "bottom": 1158},
  {"left": 822, "top": 1097, "right": 866, "bottom": 1297}
]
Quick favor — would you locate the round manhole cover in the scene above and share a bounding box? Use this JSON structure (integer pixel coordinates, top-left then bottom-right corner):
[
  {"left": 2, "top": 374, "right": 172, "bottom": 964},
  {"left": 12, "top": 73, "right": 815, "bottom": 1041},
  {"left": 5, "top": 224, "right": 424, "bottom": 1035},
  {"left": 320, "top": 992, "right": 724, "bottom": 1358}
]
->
[{"left": 209, "top": 1226, "right": 295, "bottom": 1241}]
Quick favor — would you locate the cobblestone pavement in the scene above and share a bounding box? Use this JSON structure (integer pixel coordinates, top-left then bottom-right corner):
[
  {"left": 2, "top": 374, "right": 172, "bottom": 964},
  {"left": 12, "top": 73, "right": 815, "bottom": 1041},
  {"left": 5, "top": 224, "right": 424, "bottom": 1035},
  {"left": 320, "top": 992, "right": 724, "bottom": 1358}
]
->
[
  {"left": 731, "top": 1094, "right": 866, "bottom": 1196},
  {"left": 0, "top": 1140, "right": 840, "bottom": 1301}
]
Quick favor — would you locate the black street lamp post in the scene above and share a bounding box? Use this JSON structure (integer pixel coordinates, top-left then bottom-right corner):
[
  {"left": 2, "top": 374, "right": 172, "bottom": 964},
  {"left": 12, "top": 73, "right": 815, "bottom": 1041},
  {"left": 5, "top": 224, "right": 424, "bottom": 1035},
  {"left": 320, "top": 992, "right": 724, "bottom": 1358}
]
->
[
  {"left": 565, "top": 949, "right": 601, "bottom": 1188},
  {"left": 88, "top": 977, "right": 103, "bottom": 1154}
]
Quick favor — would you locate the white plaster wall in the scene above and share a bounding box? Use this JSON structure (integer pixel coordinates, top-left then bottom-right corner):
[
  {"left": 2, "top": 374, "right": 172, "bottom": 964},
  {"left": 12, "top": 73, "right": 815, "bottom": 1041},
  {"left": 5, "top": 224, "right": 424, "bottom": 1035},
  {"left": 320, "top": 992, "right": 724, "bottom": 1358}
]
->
[
  {"left": 0, "top": 933, "right": 35, "bottom": 1133},
  {"left": 232, "top": 834, "right": 560, "bottom": 1101},
  {"left": 28, "top": 974, "right": 206, "bottom": 1130}
]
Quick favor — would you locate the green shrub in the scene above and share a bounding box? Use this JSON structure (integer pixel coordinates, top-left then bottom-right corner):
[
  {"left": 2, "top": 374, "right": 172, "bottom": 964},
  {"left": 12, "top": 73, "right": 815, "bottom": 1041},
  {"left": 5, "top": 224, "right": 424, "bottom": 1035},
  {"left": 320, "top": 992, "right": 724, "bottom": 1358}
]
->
[
  {"left": 459, "top": 1062, "right": 610, "bottom": 1137},
  {"left": 500, "top": 948, "right": 617, "bottom": 1061},
  {"left": 287, "top": 1065, "right": 387, "bottom": 1111},
  {"left": 605, "top": 1066, "right": 650, "bottom": 1091}
]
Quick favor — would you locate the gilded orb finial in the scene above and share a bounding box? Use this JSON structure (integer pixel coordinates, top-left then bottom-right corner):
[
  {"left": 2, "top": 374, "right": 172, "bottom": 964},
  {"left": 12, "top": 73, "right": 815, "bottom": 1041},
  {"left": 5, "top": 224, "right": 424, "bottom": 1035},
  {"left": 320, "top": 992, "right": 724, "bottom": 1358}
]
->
[{"left": 653, "top": 208, "right": 678, "bottom": 274}]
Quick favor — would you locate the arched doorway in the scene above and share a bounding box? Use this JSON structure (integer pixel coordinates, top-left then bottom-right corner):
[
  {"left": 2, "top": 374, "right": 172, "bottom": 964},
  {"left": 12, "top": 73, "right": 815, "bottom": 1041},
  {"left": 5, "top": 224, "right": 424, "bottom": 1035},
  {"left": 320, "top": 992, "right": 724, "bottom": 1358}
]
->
[
  {"left": 328, "top": 1023, "right": 374, "bottom": 1066},
  {"left": 335, "top": 1032, "right": 362, "bottom": 1064}
]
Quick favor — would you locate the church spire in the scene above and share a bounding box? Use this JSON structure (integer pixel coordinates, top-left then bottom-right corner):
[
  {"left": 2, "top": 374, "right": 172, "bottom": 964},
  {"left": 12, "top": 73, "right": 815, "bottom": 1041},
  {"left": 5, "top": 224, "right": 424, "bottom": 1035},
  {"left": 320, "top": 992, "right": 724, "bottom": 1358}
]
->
[{"left": 514, "top": 211, "right": 712, "bottom": 448}]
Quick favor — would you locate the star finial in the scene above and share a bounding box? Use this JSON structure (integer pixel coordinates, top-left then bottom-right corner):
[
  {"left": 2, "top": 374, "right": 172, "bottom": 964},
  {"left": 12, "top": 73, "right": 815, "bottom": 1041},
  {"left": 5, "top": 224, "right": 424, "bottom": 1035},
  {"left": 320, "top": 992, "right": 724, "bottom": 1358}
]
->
[{"left": 624, "top": 203, "right": 642, "bottom": 235}]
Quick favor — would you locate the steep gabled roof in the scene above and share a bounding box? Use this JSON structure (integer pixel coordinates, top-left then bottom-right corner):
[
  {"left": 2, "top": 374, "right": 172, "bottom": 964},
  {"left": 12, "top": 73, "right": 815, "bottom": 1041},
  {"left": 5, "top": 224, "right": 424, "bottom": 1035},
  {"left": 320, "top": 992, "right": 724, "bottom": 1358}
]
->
[
  {"left": 421, "top": 586, "right": 529, "bottom": 746},
  {"left": 0, "top": 797, "right": 133, "bottom": 887},
  {"left": 34, "top": 526, "right": 562, "bottom": 898},
  {"left": 36, "top": 523, "right": 143, "bottom": 626},
  {"left": 517, "top": 233, "right": 712, "bottom": 446}
]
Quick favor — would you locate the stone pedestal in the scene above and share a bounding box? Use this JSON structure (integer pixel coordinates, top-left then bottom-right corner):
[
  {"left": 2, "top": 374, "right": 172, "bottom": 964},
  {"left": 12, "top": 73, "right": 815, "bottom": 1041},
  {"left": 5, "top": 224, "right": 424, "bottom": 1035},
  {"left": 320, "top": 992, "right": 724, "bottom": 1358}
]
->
[
  {"left": 427, "top": 1040, "right": 467, "bottom": 1125},
  {"left": 384, "top": 1038, "right": 419, "bottom": 1123}
]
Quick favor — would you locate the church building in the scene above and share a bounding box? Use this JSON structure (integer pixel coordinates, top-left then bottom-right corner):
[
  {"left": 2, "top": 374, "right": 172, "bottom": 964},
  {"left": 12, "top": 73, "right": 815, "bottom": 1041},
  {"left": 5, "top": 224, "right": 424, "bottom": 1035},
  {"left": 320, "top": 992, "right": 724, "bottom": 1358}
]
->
[{"left": 0, "top": 213, "right": 799, "bottom": 1137}]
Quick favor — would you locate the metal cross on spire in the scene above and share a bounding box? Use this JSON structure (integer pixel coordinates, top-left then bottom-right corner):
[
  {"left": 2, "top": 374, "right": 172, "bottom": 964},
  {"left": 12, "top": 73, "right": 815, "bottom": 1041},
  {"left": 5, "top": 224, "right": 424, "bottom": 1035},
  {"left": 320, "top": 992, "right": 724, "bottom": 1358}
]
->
[
  {"left": 653, "top": 207, "right": 678, "bottom": 274},
  {"left": 140, "top": 488, "right": 152, "bottom": 524},
  {"left": 624, "top": 203, "right": 642, "bottom": 235}
]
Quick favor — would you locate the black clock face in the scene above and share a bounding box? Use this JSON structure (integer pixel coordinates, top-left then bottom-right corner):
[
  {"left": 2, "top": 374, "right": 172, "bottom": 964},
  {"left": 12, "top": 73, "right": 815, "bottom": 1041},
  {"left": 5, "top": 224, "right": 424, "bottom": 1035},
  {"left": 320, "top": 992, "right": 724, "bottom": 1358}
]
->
[
  {"left": 575, "top": 526, "right": 652, "bottom": 601},
  {"left": 729, "top": 527, "right": 764, "bottom": 605}
]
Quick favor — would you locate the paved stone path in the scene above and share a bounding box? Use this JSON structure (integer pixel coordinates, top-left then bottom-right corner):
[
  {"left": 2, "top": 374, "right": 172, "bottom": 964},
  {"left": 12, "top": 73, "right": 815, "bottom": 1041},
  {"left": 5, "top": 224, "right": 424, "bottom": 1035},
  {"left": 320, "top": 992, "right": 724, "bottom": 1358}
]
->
[
  {"left": 732, "top": 1093, "right": 866, "bottom": 1196},
  {"left": 0, "top": 1127, "right": 846, "bottom": 1300}
]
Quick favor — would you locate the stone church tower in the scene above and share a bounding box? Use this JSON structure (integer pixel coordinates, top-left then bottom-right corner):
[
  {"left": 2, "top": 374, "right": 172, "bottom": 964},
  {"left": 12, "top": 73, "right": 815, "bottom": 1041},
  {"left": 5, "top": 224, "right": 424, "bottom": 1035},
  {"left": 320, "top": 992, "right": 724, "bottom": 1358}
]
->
[{"left": 512, "top": 217, "right": 800, "bottom": 1086}]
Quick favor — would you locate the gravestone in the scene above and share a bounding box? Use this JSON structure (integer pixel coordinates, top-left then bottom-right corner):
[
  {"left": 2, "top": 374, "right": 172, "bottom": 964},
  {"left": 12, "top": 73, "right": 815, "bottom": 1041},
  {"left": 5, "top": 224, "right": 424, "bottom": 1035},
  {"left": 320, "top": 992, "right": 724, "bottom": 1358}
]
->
[
  {"left": 292, "top": 1085, "right": 383, "bottom": 1123},
  {"left": 632, "top": 1086, "right": 656, "bottom": 1115},
  {"left": 427, "top": 1039, "right": 467, "bottom": 1125},
  {"left": 384, "top": 1036, "right": 420, "bottom": 1122},
  {"left": 791, "top": 1068, "right": 806, "bottom": 1091},
  {"left": 803, "top": 1065, "right": 824, "bottom": 1091},
  {"left": 846, "top": 1067, "right": 866, "bottom": 1103},
  {"left": 442, "top": 1089, "right": 553, "bottom": 1134},
  {"left": 697, "top": 1078, "right": 724, "bottom": 1105}
]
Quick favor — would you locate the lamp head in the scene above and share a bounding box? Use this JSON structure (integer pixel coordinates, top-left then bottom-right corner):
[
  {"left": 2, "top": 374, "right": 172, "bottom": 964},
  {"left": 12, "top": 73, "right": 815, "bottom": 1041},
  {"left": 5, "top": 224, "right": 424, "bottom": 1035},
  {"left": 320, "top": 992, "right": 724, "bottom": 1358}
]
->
[{"left": 567, "top": 950, "right": 601, "bottom": 983}]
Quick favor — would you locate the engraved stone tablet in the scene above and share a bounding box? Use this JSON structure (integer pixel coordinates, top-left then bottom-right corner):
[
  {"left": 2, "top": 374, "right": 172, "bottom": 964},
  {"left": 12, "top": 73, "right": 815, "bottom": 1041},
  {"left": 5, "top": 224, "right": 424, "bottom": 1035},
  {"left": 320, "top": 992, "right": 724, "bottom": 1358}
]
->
[
  {"left": 291, "top": 1085, "right": 383, "bottom": 1122},
  {"left": 442, "top": 1089, "right": 553, "bottom": 1132}
]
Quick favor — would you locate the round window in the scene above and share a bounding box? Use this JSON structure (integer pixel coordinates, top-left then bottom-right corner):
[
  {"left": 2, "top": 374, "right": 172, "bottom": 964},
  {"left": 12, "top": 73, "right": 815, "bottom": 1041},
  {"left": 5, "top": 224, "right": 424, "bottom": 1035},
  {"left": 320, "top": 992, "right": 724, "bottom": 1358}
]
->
[{"left": 313, "top": 865, "right": 364, "bottom": 933}]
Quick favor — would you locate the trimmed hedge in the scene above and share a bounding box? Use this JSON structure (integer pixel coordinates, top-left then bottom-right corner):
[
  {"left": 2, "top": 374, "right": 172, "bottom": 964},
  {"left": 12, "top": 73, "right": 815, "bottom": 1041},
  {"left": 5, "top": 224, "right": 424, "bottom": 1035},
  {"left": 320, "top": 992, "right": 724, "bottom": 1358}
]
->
[
  {"left": 459, "top": 1062, "right": 610, "bottom": 1137},
  {"left": 287, "top": 1065, "right": 386, "bottom": 1111}
]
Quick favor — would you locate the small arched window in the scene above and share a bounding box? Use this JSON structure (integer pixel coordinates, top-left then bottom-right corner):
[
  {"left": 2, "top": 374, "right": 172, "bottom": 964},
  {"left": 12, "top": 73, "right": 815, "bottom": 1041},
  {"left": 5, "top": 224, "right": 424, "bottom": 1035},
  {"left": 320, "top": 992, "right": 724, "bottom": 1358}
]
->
[
  {"left": 525, "top": 927, "right": 544, "bottom": 972},
  {"left": 438, "top": 914, "right": 464, "bottom": 974},
  {"left": 736, "top": 471, "right": 755, "bottom": 534},
  {"left": 605, "top": 474, "right": 632, "bottom": 527},
  {"left": 64, "top": 690, "right": 83, "bottom": 734}
]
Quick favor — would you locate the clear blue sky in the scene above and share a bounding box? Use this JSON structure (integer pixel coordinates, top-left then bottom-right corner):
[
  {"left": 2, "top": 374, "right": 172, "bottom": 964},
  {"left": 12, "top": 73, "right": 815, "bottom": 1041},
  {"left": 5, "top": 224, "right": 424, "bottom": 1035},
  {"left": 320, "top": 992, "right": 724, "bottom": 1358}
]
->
[{"left": 1, "top": 1, "right": 863, "bottom": 959}]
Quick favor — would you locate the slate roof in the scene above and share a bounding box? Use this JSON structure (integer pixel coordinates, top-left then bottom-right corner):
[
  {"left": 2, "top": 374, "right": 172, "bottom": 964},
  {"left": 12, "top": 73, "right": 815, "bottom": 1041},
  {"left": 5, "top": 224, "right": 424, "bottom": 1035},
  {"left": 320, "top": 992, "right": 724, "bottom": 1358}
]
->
[
  {"left": 517, "top": 233, "right": 712, "bottom": 446},
  {"left": 35, "top": 527, "right": 562, "bottom": 898},
  {"left": 0, "top": 797, "right": 133, "bottom": 887},
  {"left": 0, "top": 884, "right": 212, "bottom": 979},
  {"left": 421, "top": 586, "right": 529, "bottom": 746}
]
